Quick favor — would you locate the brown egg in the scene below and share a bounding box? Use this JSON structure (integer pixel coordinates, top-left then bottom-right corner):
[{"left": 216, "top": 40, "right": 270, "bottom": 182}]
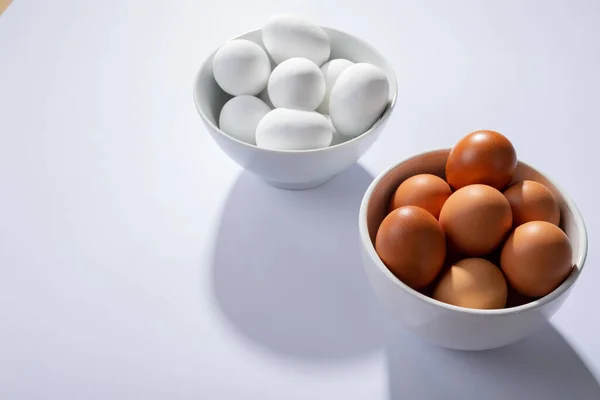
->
[
  {"left": 389, "top": 174, "right": 452, "bottom": 218},
  {"left": 500, "top": 221, "right": 573, "bottom": 297},
  {"left": 446, "top": 130, "right": 517, "bottom": 191},
  {"left": 439, "top": 184, "right": 512, "bottom": 256},
  {"left": 433, "top": 258, "right": 507, "bottom": 309},
  {"left": 375, "top": 206, "right": 446, "bottom": 290},
  {"left": 503, "top": 180, "right": 560, "bottom": 227}
]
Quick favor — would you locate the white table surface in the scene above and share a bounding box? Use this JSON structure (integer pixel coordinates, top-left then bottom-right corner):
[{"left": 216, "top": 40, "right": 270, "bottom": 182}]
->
[{"left": 1, "top": 0, "right": 599, "bottom": 398}]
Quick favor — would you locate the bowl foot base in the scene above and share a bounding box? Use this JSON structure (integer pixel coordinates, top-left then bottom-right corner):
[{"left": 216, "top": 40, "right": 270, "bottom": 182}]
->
[{"left": 264, "top": 176, "right": 335, "bottom": 190}]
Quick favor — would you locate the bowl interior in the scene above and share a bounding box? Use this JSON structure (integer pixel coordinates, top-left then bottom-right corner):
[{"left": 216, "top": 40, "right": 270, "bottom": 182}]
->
[
  {"left": 362, "top": 149, "right": 587, "bottom": 312},
  {"left": 194, "top": 27, "right": 398, "bottom": 133}
]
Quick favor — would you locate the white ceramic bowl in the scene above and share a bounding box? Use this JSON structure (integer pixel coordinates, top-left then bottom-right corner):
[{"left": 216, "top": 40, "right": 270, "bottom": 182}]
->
[
  {"left": 359, "top": 149, "right": 588, "bottom": 351},
  {"left": 193, "top": 28, "right": 398, "bottom": 190}
]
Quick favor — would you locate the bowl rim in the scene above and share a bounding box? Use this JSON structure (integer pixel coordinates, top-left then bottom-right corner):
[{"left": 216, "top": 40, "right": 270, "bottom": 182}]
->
[
  {"left": 358, "top": 148, "right": 589, "bottom": 316},
  {"left": 192, "top": 26, "right": 398, "bottom": 154}
]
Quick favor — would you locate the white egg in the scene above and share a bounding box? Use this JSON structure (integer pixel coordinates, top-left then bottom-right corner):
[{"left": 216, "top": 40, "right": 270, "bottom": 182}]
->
[
  {"left": 317, "top": 58, "right": 354, "bottom": 114},
  {"left": 268, "top": 58, "right": 325, "bottom": 111},
  {"left": 219, "top": 95, "right": 271, "bottom": 145},
  {"left": 256, "top": 108, "right": 333, "bottom": 151},
  {"left": 213, "top": 39, "right": 271, "bottom": 96},
  {"left": 262, "top": 14, "right": 331, "bottom": 66},
  {"left": 329, "top": 63, "right": 390, "bottom": 138}
]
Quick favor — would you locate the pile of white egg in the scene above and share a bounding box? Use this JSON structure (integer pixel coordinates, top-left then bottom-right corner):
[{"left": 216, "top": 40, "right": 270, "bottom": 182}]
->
[{"left": 213, "top": 14, "right": 390, "bottom": 151}]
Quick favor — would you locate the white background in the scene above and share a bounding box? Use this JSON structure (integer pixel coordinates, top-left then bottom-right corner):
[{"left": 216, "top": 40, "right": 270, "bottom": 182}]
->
[{"left": 1, "top": 0, "right": 599, "bottom": 398}]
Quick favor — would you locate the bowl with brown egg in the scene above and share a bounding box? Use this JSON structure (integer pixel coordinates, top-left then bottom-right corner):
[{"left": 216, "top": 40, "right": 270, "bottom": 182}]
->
[{"left": 358, "top": 130, "right": 587, "bottom": 350}]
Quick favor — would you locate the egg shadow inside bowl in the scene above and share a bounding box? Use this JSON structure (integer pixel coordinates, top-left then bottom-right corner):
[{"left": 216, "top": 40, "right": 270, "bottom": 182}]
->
[
  {"left": 386, "top": 322, "right": 600, "bottom": 399},
  {"left": 211, "top": 164, "right": 391, "bottom": 361}
]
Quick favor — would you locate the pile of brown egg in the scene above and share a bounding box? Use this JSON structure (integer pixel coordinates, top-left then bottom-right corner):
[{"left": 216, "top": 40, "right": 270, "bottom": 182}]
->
[{"left": 375, "top": 130, "right": 573, "bottom": 310}]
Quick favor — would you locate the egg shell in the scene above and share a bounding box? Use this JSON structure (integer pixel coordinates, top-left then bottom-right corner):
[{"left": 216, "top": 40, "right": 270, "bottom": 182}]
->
[
  {"left": 255, "top": 108, "right": 333, "bottom": 151},
  {"left": 433, "top": 258, "right": 508, "bottom": 310},
  {"left": 439, "top": 184, "right": 513, "bottom": 256},
  {"left": 500, "top": 221, "right": 573, "bottom": 297},
  {"left": 262, "top": 14, "right": 331, "bottom": 66},
  {"left": 375, "top": 206, "right": 446, "bottom": 290},
  {"left": 503, "top": 180, "right": 560, "bottom": 227},
  {"left": 212, "top": 39, "right": 271, "bottom": 96},
  {"left": 446, "top": 130, "right": 517, "bottom": 191},
  {"left": 218, "top": 95, "right": 271, "bottom": 145},
  {"left": 329, "top": 63, "right": 390, "bottom": 138},
  {"left": 389, "top": 174, "right": 452, "bottom": 218},
  {"left": 317, "top": 59, "right": 354, "bottom": 114},
  {"left": 268, "top": 58, "right": 326, "bottom": 111}
]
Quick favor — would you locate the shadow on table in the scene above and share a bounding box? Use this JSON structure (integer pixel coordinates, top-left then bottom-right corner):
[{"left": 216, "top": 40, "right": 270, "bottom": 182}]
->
[
  {"left": 386, "top": 322, "right": 600, "bottom": 399},
  {"left": 211, "top": 164, "right": 390, "bottom": 361}
]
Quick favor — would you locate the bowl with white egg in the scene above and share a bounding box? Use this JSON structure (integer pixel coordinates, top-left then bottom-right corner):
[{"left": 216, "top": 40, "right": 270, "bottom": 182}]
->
[{"left": 193, "top": 14, "right": 398, "bottom": 190}]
